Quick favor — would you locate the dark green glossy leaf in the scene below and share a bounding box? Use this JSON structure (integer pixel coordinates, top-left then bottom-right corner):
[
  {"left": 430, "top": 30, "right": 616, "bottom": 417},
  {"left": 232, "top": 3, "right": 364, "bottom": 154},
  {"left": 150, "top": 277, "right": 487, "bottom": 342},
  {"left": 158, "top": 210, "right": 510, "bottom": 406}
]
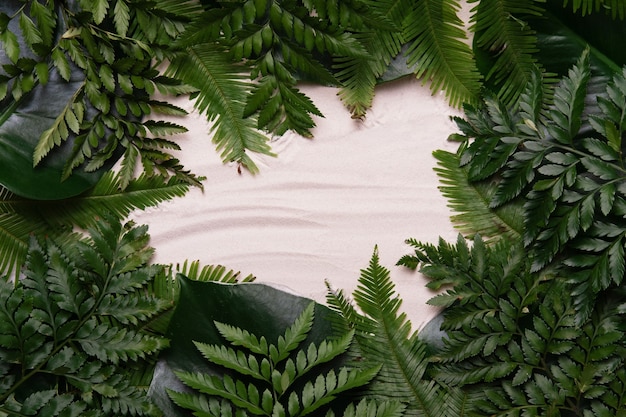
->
[
  {"left": 0, "top": 1, "right": 119, "bottom": 200},
  {"left": 149, "top": 279, "right": 346, "bottom": 417}
]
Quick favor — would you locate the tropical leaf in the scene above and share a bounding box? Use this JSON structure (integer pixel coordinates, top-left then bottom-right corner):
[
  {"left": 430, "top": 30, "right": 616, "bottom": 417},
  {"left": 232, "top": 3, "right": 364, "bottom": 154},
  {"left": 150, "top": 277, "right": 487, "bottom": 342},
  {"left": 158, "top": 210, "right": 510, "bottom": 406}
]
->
[
  {"left": 0, "top": 1, "right": 200, "bottom": 199},
  {"left": 433, "top": 147, "right": 523, "bottom": 242},
  {"left": 400, "top": 234, "right": 626, "bottom": 415},
  {"left": 450, "top": 49, "right": 626, "bottom": 321},
  {"left": 335, "top": 0, "right": 409, "bottom": 118},
  {"left": 166, "top": 42, "right": 275, "bottom": 173},
  {"left": 470, "top": 0, "right": 546, "bottom": 104},
  {"left": 328, "top": 247, "right": 464, "bottom": 417},
  {"left": 404, "top": 0, "right": 482, "bottom": 107},
  {"left": 151, "top": 279, "right": 382, "bottom": 417},
  {"left": 0, "top": 214, "right": 169, "bottom": 416},
  {"left": 0, "top": 171, "right": 191, "bottom": 281}
]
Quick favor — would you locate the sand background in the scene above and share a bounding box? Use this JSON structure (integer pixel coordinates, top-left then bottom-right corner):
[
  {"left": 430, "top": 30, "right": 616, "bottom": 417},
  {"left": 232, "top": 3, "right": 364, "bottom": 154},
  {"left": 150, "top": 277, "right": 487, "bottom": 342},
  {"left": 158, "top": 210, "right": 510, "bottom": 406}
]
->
[{"left": 130, "top": 75, "right": 466, "bottom": 330}]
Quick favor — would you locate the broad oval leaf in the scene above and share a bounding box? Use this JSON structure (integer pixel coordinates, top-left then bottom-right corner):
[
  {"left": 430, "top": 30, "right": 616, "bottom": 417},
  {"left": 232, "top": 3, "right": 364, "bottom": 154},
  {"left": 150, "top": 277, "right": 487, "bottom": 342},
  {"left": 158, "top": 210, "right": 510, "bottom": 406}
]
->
[{"left": 149, "top": 279, "right": 350, "bottom": 417}]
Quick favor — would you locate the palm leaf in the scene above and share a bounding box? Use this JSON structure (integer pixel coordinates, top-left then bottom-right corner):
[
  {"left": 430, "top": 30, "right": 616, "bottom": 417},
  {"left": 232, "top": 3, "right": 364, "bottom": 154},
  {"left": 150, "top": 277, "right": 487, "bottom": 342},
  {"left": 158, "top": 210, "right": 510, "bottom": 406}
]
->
[
  {"left": 166, "top": 43, "right": 275, "bottom": 173},
  {"left": 0, "top": 171, "right": 190, "bottom": 281},
  {"left": 434, "top": 148, "right": 523, "bottom": 242},
  {"left": 562, "top": 0, "right": 626, "bottom": 19},
  {"left": 471, "top": 0, "right": 546, "bottom": 104},
  {"left": 335, "top": 0, "right": 410, "bottom": 118},
  {"left": 0, "top": 212, "right": 50, "bottom": 281},
  {"left": 403, "top": 0, "right": 482, "bottom": 107}
]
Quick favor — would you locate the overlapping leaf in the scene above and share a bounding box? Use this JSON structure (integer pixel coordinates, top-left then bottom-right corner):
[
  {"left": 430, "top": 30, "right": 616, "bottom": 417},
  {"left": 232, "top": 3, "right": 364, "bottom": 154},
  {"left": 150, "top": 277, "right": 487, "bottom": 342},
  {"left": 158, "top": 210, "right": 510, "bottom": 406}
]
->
[
  {"left": 400, "top": 234, "right": 626, "bottom": 415},
  {"left": 449, "top": 49, "right": 626, "bottom": 320},
  {"left": 165, "top": 294, "right": 384, "bottom": 417},
  {"left": 0, "top": 214, "right": 169, "bottom": 416},
  {"left": 0, "top": 171, "right": 190, "bottom": 280}
]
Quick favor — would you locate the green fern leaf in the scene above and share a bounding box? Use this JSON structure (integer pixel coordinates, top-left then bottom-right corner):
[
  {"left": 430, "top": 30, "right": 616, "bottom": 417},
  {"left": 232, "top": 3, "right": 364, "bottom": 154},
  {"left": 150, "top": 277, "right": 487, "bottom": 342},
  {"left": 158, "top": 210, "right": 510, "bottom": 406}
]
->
[
  {"left": 0, "top": 215, "right": 169, "bottom": 416},
  {"left": 214, "top": 322, "right": 270, "bottom": 356},
  {"left": 298, "top": 367, "right": 381, "bottom": 416},
  {"left": 174, "top": 372, "right": 268, "bottom": 415},
  {"left": 563, "top": 0, "right": 626, "bottom": 19},
  {"left": 336, "top": 247, "right": 454, "bottom": 417},
  {"left": 339, "top": 398, "right": 406, "bottom": 417},
  {"left": 403, "top": 0, "right": 482, "bottom": 107},
  {"left": 434, "top": 148, "right": 523, "bottom": 242},
  {"left": 195, "top": 342, "right": 267, "bottom": 381},
  {"left": 335, "top": 0, "right": 409, "bottom": 118},
  {"left": 176, "top": 261, "right": 256, "bottom": 284},
  {"left": 471, "top": 0, "right": 545, "bottom": 104},
  {"left": 96, "top": 293, "right": 170, "bottom": 325},
  {"left": 166, "top": 43, "right": 274, "bottom": 173},
  {"left": 407, "top": 232, "right": 626, "bottom": 415},
  {"left": 167, "top": 393, "right": 242, "bottom": 417},
  {"left": 273, "top": 302, "right": 315, "bottom": 362}
]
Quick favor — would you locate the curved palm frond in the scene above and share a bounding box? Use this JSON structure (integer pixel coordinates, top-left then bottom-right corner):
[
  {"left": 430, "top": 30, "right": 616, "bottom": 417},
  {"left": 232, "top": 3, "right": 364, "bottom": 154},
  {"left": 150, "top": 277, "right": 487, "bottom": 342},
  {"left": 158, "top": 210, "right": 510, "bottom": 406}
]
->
[
  {"left": 335, "top": 0, "right": 410, "bottom": 118},
  {"left": 403, "top": 0, "right": 482, "bottom": 107},
  {"left": 470, "top": 0, "right": 545, "bottom": 104},
  {"left": 0, "top": 171, "right": 191, "bottom": 280},
  {"left": 562, "top": 0, "right": 626, "bottom": 19},
  {"left": 174, "top": 260, "right": 256, "bottom": 284},
  {"left": 433, "top": 148, "right": 523, "bottom": 242},
  {"left": 166, "top": 43, "right": 275, "bottom": 173},
  {"left": 0, "top": 213, "right": 51, "bottom": 281}
]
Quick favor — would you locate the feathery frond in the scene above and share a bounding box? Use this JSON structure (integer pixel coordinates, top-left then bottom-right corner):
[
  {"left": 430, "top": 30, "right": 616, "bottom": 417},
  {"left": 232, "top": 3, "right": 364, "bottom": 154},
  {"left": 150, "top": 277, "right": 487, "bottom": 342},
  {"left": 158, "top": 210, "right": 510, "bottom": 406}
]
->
[
  {"left": 330, "top": 247, "right": 462, "bottom": 417},
  {"left": 563, "top": 0, "right": 626, "bottom": 19},
  {"left": 400, "top": 233, "right": 626, "bottom": 415},
  {"left": 167, "top": 42, "right": 274, "bottom": 173},
  {"left": 449, "top": 50, "right": 626, "bottom": 320},
  {"left": 470, "top": 0, "right": 546, "bottom": 104},
  {"left": 335, "top": 0, "right": 409, "bottom": 118},
  {"left": 168, "top": 301, "right": 384, "bottom": 417},
  {"left": 434, "top": 147, "right": 523, "bottom": 242},
  {"left": 0, "top": 171, "right": 190, "bottom": 280},
  {"left": 0, "top": 214, "right": 169, "bottom": 416},
  {"left": 404, "top": 0, "right": 482, "bottom": 107}
]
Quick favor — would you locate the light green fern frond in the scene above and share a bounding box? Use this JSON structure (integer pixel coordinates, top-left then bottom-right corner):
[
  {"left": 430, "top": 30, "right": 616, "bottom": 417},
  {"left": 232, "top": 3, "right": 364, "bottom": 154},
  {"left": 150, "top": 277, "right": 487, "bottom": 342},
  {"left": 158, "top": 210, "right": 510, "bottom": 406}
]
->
[
  {"left": 434, "top": 148, "right": 523, "bottom": 242},
  {"left": 470, "top": 0, "right": 545, "bottom": 104},
  {"left": 168, "top": 300, "right": 382, "bottom": 417},
  {"left": 404, "top": 0, "right": 482, "bottom": 107},
  {"left": 331, "top": 247, "right": 463, "bottom": 417},
  {"left": 166, "top": 43, "right": 275, "bottom": 173}
]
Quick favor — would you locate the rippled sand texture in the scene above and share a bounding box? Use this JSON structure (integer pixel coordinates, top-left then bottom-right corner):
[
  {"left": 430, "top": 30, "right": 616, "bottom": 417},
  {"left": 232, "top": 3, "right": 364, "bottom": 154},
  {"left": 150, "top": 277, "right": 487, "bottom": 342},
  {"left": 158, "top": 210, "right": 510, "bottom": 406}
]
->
[{"left": 131, "top": 76, "right": 462, "bottom": 329}]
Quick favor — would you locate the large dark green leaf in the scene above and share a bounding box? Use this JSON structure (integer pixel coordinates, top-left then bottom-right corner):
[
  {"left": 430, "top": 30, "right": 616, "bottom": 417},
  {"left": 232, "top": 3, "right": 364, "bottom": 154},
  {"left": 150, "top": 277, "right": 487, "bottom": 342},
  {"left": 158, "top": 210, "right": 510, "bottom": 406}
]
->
[
  {"left": 149, "top": 279, "right": 347, "bottom": 417},
  {"left": 0, "top": 1, "right": 119, "bottom": 200}
]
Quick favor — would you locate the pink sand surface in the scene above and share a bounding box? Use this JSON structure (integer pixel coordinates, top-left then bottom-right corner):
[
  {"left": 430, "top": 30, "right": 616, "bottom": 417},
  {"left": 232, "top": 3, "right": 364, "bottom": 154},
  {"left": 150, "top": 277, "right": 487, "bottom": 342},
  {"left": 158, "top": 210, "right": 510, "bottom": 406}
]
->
[{"left": 131, "top": 75, "right": 463, "bottom": 330}]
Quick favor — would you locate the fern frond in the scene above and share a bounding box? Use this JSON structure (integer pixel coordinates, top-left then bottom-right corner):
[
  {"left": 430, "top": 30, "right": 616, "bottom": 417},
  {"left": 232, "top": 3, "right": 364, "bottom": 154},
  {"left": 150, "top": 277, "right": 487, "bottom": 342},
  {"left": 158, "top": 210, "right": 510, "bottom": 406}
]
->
[
  {"left": 337, "top": 247, "right": 452, "bottom": 417},
  {"left": 335, "top": 0, "right": 410, "bottom": 118},
  {"left": 166, "top": 43, "right": 274, "bottom": 173},
  {"left": 563, "top": 0, "right": 626, "bottom": 19},
  {"left": 0, "top": 211, "right": 50, "bottom": 281},
  {"left": 403, "top": 0, "right": 482, "bottom": 107},
  {"left": 272, "top": 302, "right": 316, "bottom": 362},
  {"left": 22, "top": 171, "right": 190, "bottom": 230},
  {"left": 0, "top": 215, "right": 168, "bottom": 415},
  {"left": 176, "top": 261, "right": 256, "bottom": 284},
  {"left": 470, "top": 0, "right": 545, "bottom": 104},
  {"left": 213, "top": 322, "right": 270, "bottom": 356},
  {"left": 434, "top": 148, "right": 523, "bottom": 242},
  {"left": 406, "top": 231, "right": 626, "bottom": 415},
  {"left": 169, "top": 293, "right": 378, "bottom": 417}
]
